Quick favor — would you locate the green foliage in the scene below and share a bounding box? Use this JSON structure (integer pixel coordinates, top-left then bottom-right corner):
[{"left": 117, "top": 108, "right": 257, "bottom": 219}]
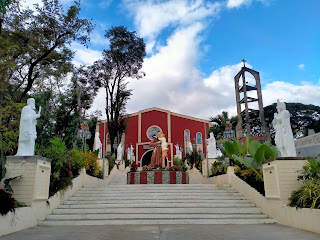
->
[
  {"left": 83, "top": 152, "right": 102, "bottom": 178},
  {"left": 0, "top": 0, "right": 11, "bottom": 14},
  {"left": 209, "top": 111, "right": 238, "bottom": 139},
  {"left": 289, "top": 180, "right": 320, "bottom": 209},
  {"left": 298, "top": 157, "right": 320, "bottom": 181},
  {"left": 107, "top": 153, "right": 116, "bottom": 174},
  {"left": 173, "top": 157, "right": 187, "bottom": 172},
  {"left": 91, "top": 26, "right": 146, "bottom": 153},
  {"left": 224, "top": 138, "right": 278, "bottom": 181},
  {"left": 0, "top": 189, "right": 16, "bottom": 216},
  {"left": 211, "top": 161, "right": 227, "bottom": 176},
  {"left": 289, "top": 158, "right": 320, "bottom": 209},
  {"left": 39, "top": 137, "right": 84, "bottom": 196}
]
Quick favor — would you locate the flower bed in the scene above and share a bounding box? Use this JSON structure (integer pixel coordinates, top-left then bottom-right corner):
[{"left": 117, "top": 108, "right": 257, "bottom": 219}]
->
[{"left": 127, "top": 171, "right": 189, "bottom": 184}]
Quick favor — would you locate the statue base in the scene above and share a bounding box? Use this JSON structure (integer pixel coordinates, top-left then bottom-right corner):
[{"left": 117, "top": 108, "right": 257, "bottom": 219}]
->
[
  {"left": 1, "top": 156, "right": 51, "bottom": 206},
  {"left": 262, "top": 157, "right": 307, "bottom": 204}
]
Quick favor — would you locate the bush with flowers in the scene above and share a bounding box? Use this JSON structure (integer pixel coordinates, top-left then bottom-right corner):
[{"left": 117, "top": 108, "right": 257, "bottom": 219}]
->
[
  {"left": 83, "top": 151, "right": 102, "bottom": 178},
  {"left": 130, "top": 162, "right": 138, "bottom": 172}
]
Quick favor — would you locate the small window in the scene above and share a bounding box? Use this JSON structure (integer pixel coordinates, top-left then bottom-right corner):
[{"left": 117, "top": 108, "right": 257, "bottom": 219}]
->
[
  {"left": 196, "top": 132, "right": 202, "bottom": 144},
  {"left": 184, "top": 129, "right": 190, "bottom": 141}
]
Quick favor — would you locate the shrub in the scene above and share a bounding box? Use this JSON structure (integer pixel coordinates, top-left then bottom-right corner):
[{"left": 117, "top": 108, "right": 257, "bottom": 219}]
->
[
  {"left": 83, "top": 152, "right": 102, "bottom": 178},
  {"left": 0, "top": 189, "right": 16, "bottom": 215},
  {"left": 130, "top": 162, "right": 138, "bottom": 172},
  {"left": 289, "top": 158, "right": 320, "bottom": 209},
  {"left": 107, "top": 153, "right": 115, "bottom": 174},
  {"left": 211, "top": 161, "right": 227, "bottom": 176},
  {"left": 66, "top": 149, "right": 85, "bottom": 178},
  {"left": 173, "top": 157, "right": 188, "bottom": 172},
  {"left": 289, "top": 180, "right": 320, "bottom": 209}
]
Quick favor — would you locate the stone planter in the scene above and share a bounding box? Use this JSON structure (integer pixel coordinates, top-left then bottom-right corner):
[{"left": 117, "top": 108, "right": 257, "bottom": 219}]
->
[{"left": 127, "top": 171, "right": 189, "bottom": 184}]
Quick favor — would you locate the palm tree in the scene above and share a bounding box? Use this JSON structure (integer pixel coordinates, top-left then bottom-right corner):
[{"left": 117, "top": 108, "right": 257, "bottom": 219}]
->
[{"left": 209, "top": 111, "right": 238, "bottom": 139}]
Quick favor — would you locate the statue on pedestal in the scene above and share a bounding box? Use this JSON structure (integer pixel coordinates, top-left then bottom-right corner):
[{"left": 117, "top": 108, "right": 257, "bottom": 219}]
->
[
  {"left": 206, "top": 132, "right": 217, "bottom": 158},
  {"left": 272, "top": 100, "right": 296, "bottom": 157},
  {"left": 149, "top": 133, "right": 162, "bottom": 168},
  {"left": 174, "top": 143, "right": 183, "bottom": 159},
  {"left": 16, "top": 98, "right": 41, "bottom": 156},
  {"left": 126, "top": 144, "right": 134, "bottom": 162},
  {"left": 94, "top": 132, "right": 102, "bottom": 158},
  {"left": 116, "top": 135, "right": 124, "bottom": 160}
]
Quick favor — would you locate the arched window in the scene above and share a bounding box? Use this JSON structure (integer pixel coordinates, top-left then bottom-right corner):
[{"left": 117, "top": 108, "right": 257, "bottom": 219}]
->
[
  {"left": 196, "top": 132, "right": 202, "bottom": 144},
  {"left": 184, "top": 129, "right": 190, "bottom": 141}
]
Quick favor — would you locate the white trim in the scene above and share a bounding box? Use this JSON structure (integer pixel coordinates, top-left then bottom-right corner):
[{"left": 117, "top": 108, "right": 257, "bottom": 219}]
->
[
  {"left": 146, "top": 125, "right": 163, "bottom": 140},
  {"left": 139, "top": 149, "right": 153, "bottom": 166}
]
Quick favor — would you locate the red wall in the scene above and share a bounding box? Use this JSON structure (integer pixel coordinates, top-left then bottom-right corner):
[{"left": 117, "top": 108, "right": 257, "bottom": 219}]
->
[
  {"left": 98, "top": 109, "right": 210, "bottom": 165},
  {"left": 141, "top": 110, "right": 168, "bottom": 143},
  {"left": 171, "top": 115, "right": 209, "bottom": 156}
]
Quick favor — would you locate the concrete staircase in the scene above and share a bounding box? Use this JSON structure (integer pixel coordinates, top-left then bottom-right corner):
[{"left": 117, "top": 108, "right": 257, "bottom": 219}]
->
[{"left": 39, "top": 182, "right": 275, "bottom": 226}]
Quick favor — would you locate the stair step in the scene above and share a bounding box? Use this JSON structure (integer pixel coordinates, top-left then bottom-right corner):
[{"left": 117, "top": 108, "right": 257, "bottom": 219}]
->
[
  {"left": 39, "top": 218, "right": 276, "bottom": 226},
  {"left": 64, "top": 199, "right": 250, "bottom": 204},
  {"left": 53, "top": 207, "right": 262, "bottom": 214},
  {"left": 68, "top": 195, "right": 246, "bottom": 200},
  {"left": 58, "top": 203, "right": 256, "bottom": 209},
  {"left": 46, "top": 213, "right": 268, "bottom": 220}
]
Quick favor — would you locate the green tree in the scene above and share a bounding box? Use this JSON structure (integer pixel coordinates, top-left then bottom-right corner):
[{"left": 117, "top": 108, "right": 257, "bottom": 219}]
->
[
  {"left": 0, "top": 0, "right": 12, "bottom": 33},
  {"left": 0, "top": 0, "right": 93, "bottom": 103},
  {"left": 209, "top": 111, "right": 238, "bottom": 139},
  {"left": 91, "top": 26, "right": 146, "bottom": 153}
]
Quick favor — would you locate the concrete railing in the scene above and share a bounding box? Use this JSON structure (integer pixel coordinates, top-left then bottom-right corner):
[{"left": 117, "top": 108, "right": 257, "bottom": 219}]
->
[
  {"left": 211, "top": 166, "right": 320, "bottom": 234},
  {"left": 0, "top": 169, "right": 115, "bottom": 237}
]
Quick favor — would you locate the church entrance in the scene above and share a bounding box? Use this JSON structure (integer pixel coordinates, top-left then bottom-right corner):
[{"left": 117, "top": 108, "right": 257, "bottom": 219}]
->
[{"left": 141, "top": 150, "right": 153, "bottom": 166}]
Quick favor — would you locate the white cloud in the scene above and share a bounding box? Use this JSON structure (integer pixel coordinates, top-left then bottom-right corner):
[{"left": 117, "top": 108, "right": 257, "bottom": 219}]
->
[
  {"left": 226, "top": 0, "right": 252, "bottom": 8},
  {"left": 71, "top": 42, "right": 102, "bottom": 67},
  {"left": 298, "top": 64, "right": 305, "bottom": 70},
  {"left": 90, "top": 0, "right": 320, "bottom": 121},
  {"left": 124, "top": 0, "right": 222, "bottom": 53},
  {"left": 226, "top": 0, "right": 273, "bottom": 8},
  {"left": 262, "top": 81, "right": 320, "bottom": 107}
]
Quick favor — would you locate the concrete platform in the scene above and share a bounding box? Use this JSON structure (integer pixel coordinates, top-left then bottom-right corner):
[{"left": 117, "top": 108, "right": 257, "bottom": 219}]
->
[{"left": 1, "top": 224, "right": 319, "bottom": 240}]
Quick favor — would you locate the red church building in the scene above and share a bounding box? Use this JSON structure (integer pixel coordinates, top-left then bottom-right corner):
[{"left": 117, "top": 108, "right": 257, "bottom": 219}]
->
[{"left": 96, "top": 107, "right": 210, "bottom": 167}]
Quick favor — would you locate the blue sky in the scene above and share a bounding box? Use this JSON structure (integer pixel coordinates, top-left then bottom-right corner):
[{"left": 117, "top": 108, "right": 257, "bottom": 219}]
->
[{"left": 27, "top": 0, "right": 320, "bottom": 119}]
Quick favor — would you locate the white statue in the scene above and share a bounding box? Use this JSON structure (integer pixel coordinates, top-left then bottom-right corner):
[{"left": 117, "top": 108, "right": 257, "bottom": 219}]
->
[
  {"left": 272, "top": 99, "right": 296, "bottom": 157},
  {"left": 126, "top": 144, "right": 134, "bottom": 162},
  {"left": 16, "top": 98, "right": 41, "bottom": 156},
  {"left": 174, "top": 143, "right": 182, "bottom": 159},
  {"left": 206, "top": 132, "right": 217, "bottom": 158},
  {"left": 116, "top": 134, "right": 125, "bottom": 160},
  {"left": 94, "top": 132, "right": 102, "bottom": 158}
]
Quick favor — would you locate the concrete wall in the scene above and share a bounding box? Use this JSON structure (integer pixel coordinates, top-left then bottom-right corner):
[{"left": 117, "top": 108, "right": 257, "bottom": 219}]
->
[
  {"left": 211, "top": 167, "right": 320, "bottom": 234},
  {"left": 0, "top": 168, "right": 117, "bottom": 237},
  {"left": 295, "top": 132, "right": 320, "bottom": 147}
]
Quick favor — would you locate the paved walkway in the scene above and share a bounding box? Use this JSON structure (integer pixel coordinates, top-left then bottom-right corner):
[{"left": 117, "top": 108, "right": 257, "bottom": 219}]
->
[
  {"left": 1, "top": 224, "right": 319, "bottom": 240},
  {"left": 108, "top": 171, "right": 127, "bottom": 185}
]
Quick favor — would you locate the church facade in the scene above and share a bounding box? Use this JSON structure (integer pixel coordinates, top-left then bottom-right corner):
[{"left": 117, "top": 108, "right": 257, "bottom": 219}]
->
[{"left": 96, "top": 107, "right": 210, "bottom": 167}]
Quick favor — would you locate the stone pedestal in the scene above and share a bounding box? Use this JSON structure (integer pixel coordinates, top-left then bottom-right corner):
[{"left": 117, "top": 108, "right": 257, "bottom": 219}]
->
[
  {"left": 262, "top": 157, "right": 306, "bottom": 204},
  {"left": 116, "top": 160, "right": 125, "bottom": 171},
  {"left": 202, "top": 158, "right": 217, "bottom": 177},
  {"left": 3, "top": 156, "right": 51, "bottom": 206},
  {"left": 98, "top": 159, "right": 109, "bottom": 178}
]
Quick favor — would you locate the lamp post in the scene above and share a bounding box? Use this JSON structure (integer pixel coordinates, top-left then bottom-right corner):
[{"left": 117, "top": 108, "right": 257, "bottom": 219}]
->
[
  {"left": 192, "top": 137, "right": 197, "bottom": 167},
  {"left": 77, "top": 121, "right": 92, "bottom": 153}
]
